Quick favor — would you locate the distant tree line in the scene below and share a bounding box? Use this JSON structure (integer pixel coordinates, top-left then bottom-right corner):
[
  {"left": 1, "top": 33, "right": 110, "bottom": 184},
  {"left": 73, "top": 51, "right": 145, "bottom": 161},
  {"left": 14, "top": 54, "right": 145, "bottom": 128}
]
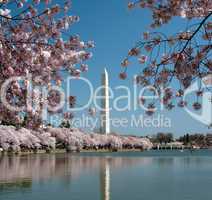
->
[
  {"left": 178, "top": 133, "right": 211, "bottom": 147},
  {"left": 150, "top": 133, "right": 174, "bottom": 144},
  {"left": 149, "top": 133, "right": 212, "bottom": 148}
]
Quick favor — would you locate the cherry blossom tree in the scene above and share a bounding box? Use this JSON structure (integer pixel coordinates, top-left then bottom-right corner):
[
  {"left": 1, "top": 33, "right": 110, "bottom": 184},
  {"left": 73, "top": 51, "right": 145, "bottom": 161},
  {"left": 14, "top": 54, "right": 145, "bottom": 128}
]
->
[
  {"left": 121, "top": 0, "right": 212, "bottom": 115},
  {"left": 0, "top": 0, "right": 94, "bottom": 128},
  {"left": 0, "top": 125, "right": 153, "bottom": 152}
]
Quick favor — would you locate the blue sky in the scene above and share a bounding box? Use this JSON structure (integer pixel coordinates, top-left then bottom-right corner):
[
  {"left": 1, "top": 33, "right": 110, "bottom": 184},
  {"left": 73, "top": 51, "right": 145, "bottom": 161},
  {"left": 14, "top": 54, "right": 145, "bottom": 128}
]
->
[{"left": 59, "top": 0, "right": 211, "bottom": 136}]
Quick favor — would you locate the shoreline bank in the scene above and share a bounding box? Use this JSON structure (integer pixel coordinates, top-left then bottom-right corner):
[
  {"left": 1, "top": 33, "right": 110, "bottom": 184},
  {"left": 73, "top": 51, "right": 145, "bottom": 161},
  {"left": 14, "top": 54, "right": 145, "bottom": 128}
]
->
[
  {"left": 1, "top": 148, "right": 212, "bottom": 156},
  {"left": 0, "top": 148, "right": 146, "bottom": 155}
]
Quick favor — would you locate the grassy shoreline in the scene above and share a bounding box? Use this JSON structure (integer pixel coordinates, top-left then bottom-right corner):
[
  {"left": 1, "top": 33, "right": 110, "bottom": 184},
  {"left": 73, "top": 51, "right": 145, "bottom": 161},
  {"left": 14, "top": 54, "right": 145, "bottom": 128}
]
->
[{"left": 0, "top": 148, "right": 145, "bottom": 155}]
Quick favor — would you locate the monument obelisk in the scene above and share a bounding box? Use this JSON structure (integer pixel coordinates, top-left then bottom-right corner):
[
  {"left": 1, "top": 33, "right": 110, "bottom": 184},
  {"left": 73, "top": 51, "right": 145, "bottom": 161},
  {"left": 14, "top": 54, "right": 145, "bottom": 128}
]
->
[{"left": 100, "top": 68, "right": 110, "bottom": 135}]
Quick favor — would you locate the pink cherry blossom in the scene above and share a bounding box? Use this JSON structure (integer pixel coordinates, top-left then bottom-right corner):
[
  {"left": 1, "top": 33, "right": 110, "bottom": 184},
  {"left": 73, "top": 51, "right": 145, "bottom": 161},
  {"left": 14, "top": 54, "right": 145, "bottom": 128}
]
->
[
  {"left": 0, "top": 0, "right": 94, "bottom": 128},
  {"left": 0, "top": 126, "right": 153, "bottom": 152},
  {"left": 120, "top": 1, "right": 212, "bottom": 112}
]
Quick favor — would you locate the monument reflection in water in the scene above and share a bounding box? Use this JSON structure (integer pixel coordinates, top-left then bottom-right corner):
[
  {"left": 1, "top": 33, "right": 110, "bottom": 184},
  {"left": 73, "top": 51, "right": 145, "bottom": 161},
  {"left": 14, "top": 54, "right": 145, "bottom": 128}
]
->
[
  {"left": 0, "top": 154, "right": 147, "bottom": 200},
  {"left": 100, "top": 158, "right": 110, "bottom": 200},
  {"left": 0, "top": 154, "right": 113, "bottom": 200},
  {"left": 1, "top": 152, "right": 212, "bottom": 200}
]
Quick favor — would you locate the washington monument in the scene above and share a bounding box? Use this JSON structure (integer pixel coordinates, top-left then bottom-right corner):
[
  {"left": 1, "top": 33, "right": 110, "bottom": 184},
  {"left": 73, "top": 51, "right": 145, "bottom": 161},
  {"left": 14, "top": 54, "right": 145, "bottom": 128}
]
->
[{"left": 100, "top": 68, "right": 110, "bottom": 134}]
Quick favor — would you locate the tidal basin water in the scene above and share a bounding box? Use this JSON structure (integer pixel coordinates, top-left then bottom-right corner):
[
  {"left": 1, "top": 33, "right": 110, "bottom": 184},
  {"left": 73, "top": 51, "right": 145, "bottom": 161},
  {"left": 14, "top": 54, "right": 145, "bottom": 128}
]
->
[{"left": 1, "top": 150, "right": 212, "bottom": 200}]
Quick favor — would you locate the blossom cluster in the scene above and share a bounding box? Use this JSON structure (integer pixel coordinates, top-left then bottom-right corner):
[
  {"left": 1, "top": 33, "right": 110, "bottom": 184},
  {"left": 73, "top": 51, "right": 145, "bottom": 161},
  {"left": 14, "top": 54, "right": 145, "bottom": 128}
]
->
[
  {"left": 0, "top": 0, "right": 94, "bottom": 128},
  {"left": 127, "top": 0, "right": 212, "bottom": 25},
  {"left": 121, "top": 1, "right": 212, "bottom": 115},
  {"left": 0, "top": 125, "right": 153, "bottom": 152}
]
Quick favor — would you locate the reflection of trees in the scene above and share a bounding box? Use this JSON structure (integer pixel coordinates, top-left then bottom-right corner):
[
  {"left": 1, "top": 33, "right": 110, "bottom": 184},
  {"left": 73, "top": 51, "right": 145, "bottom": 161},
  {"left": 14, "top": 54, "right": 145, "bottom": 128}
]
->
[
  {"left": 156, "top": 157, "right": 174, "bottom": 167},
  {"left": 0, "top": 154, "right": 153, "bottom": 192},
  {"left": 0, "top": 179, "right": 32, "bottom": 191},
  {"left": 0, "top": 153, "right": 210, "bottom": 199}
]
